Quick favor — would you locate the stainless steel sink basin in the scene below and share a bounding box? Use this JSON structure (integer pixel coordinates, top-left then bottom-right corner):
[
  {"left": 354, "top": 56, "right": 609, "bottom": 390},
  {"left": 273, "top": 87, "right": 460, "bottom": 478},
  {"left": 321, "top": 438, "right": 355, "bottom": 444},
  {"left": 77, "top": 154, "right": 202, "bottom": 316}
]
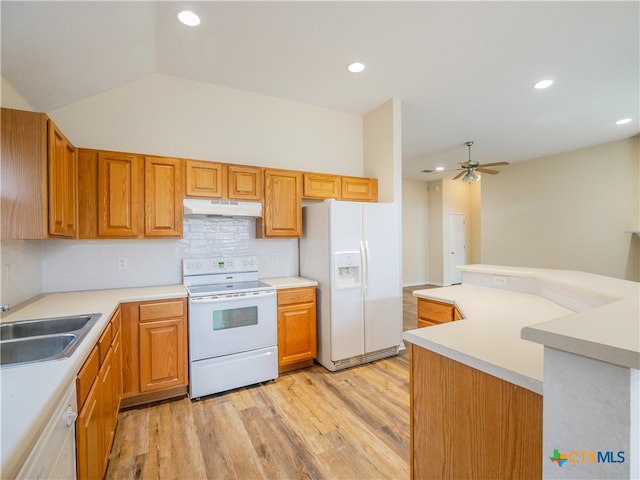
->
[
  {"left": 1, "top": 334, "right": 77, "bottom": 366},
  {"left": 0, "top": 313, "right": 100, "bottom": 340},
  {"left": 0, "top": 313, "right": 101, "bottom": 367}
]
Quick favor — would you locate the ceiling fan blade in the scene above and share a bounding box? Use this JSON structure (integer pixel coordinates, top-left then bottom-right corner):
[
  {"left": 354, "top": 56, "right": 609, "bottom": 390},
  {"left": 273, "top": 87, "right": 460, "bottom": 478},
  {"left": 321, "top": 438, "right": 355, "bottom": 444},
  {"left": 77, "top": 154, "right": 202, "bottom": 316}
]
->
[
  {"left": 453, "top": 170, "right": 466, "bottom": 180},
  {"left": 477, "top": 168, "right": 499, "bottom": 175},
  {"left": 479, "top": 161, "right": 510, "bottom": 167}
]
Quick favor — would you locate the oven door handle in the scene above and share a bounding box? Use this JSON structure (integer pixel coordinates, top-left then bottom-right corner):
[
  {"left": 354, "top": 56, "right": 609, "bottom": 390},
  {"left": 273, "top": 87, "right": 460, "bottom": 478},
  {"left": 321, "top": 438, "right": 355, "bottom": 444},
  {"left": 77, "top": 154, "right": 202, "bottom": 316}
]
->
[{"left": 189, "top": 290, "right": 276, "bottom": 303}]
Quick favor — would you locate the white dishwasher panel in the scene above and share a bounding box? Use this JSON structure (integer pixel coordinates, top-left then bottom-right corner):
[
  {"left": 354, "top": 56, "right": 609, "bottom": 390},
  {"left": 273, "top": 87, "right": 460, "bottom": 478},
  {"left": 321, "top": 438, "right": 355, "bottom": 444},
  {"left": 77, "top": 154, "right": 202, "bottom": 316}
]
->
[{"left": 16, "top": 382, "right": 77, "bottom": 479}]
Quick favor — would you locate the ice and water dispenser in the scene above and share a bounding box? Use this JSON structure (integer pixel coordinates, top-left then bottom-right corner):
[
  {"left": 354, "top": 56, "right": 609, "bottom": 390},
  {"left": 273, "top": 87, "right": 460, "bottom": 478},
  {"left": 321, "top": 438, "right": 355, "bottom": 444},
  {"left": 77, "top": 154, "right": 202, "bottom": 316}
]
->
[{"left": 334, "top": 251, "right": 361, "bottom": 289}]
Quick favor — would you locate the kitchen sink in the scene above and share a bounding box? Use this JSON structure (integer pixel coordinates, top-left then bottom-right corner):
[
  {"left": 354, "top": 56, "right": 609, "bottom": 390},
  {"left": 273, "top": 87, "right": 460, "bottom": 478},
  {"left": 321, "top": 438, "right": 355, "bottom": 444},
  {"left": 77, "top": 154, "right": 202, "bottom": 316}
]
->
[
  {"left": 0, "top": 313, "right": 100, "bottom": 340},
  {"left": 0, "top": 313, "right": 101, "bottom": 367},
  {"left": 1, "top": 334, "right": 77, "bottom": 366}
]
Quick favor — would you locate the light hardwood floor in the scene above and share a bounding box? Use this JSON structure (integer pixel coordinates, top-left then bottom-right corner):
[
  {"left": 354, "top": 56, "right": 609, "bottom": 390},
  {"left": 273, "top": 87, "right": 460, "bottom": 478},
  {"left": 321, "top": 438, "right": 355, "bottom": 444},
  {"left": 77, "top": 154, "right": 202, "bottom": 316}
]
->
[{"left": 106, "top": 285, "right": 434, "bottom": 480}]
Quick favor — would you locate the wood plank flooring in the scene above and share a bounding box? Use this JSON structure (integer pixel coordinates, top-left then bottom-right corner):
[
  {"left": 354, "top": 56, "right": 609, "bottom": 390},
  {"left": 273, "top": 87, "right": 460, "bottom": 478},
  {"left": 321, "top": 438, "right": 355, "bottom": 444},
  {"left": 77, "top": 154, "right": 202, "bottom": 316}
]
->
[{"left": 106, "top": 285, "right": 435, "bottom": 480}]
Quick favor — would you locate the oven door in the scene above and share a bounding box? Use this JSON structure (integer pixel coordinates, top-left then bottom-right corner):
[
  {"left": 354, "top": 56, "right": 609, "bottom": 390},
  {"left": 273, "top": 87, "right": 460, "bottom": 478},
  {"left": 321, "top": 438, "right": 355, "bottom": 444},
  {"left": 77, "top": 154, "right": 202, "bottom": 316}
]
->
[{"left": 188, "top": 290, "right": 276, "bottom": 361}]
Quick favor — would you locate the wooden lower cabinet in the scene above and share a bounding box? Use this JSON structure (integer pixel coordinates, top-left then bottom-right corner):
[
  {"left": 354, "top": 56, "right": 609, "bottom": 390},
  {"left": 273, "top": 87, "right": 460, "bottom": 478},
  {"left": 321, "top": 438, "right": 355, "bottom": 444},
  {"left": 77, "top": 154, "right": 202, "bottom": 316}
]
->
[
  {"left": 410, "top": 345, "right": 542, "bottom": 479},
  {"left": 277, "top": 287, "right": 317, "bottom": 373},
  {"left": 121, "top": 298, "right": 188, "bottom": 407},
  {"left": 417, "top": 298, "right": 463, "bottom": 328},
  {"left": 76, "top": 309, "right": 123, "bottom": 480},
  {"left": 139, "top": 318, "right": 187, "bottom": 392}
]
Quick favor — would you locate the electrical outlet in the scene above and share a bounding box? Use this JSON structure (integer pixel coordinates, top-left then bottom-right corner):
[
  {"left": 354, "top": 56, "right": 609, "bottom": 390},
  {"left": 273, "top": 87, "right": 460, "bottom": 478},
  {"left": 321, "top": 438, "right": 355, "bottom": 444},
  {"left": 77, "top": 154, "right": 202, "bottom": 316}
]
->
[
  {"left": 493, "top": 275, "right": 508, "bottom": 287},
  {"left": 117, "top": 257, "right": 128, "bottom": 270},
  {"left": 271, "top": 253, "right": 278, "bottom": 263}
]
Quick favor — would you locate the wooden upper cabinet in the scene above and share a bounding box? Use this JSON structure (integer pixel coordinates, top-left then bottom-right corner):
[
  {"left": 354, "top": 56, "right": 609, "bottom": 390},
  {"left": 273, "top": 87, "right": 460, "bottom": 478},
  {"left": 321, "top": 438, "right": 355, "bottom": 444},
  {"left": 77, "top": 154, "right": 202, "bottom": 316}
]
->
[
  {"left": 144, "top": 156, "right": 183, "bottom": 237},
  {"left": 227, "top": 165, "right": 262, "bottom": 200},
  {"left": 258, "top": 169, "right": 302, "bottom": 238},
  {"left": 80, "top": 149, "right": 184, "bottom": 238},
  {"left": 97, "top": 151, "right": 143, "bottom": 237},
  {"left": 341, "top": 176, "right": 378, "bottom": 202},
  {"left": 1, "top": 108, "right": 79, "bottom": 240},
  {"left": 48, "top": 121, "right": 77, "bottom": 237},
  {"left": 303, "top": 173, "right": 340, "bottom": 199},
  {"left": 185, "top": 160, "right": 224, "bottom": 198}
]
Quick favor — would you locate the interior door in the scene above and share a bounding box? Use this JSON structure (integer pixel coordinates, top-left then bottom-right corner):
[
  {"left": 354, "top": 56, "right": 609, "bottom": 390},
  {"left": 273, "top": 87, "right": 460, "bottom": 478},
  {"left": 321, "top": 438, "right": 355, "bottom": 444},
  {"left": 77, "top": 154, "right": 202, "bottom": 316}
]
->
[{"left": 448, "top": 213, "right": 467, "bottom": 284}]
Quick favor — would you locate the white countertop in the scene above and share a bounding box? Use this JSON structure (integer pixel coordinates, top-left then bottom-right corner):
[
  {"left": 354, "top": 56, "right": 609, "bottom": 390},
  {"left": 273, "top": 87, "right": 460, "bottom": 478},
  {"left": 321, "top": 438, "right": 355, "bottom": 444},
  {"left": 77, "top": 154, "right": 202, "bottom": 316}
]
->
[
  {"left": 403, "top": 265, "right": 640, "bottom": 395},
  {"left": 261, "top": 276, "right": 318, "bottom": 289},
  {"left": 0, "top": 284, "right": 186, "bottom": 478}
]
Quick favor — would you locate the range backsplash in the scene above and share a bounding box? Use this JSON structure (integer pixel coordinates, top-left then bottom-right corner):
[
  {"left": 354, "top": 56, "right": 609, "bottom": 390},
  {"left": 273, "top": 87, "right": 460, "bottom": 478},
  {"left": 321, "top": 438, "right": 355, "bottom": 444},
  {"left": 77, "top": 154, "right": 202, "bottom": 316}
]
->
[{"left": 26, "top": 217, "right": 299, "bottom": 295}]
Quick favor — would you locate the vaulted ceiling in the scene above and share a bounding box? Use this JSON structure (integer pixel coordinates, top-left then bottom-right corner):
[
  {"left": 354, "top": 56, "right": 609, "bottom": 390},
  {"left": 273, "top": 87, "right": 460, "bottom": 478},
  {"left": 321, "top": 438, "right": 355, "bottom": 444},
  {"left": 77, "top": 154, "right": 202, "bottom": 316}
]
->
[{"left": 2, "top": 1, "right": 638, "bottom": 179}]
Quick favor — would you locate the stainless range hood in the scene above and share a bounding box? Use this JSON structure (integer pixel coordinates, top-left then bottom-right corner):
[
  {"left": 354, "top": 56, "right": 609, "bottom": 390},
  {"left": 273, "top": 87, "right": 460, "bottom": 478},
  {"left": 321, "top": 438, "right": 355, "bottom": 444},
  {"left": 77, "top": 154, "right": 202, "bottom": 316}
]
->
[{"left": 183, "top": 198, "right": 262, "bottom": 217}]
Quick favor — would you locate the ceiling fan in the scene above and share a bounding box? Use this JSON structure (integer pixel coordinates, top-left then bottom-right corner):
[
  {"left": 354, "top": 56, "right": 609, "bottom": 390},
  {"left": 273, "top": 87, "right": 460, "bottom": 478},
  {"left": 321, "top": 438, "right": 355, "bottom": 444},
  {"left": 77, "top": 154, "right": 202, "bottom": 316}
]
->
[{"left": 452, "top": 141, "right": 509, "bottom": 182}]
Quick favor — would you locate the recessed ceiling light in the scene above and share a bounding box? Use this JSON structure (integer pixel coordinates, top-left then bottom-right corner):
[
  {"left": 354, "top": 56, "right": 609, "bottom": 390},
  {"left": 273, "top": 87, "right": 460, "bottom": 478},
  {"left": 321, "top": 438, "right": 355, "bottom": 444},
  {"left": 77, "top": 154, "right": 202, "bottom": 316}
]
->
[
  {"left": 347, "top": 62, "right": 365, "bottom": 73},
  {"left": 534, "top": 79, "right": 554, "bottom": 89},
  {"left": 616, "top": 118, "right": 632, "bottom": 125},
  {"left": 178, "top": 10, "right": 200, "bottom": 27},
  {"left": 435, "top": 166, "right": 445, "bottom": 171}
]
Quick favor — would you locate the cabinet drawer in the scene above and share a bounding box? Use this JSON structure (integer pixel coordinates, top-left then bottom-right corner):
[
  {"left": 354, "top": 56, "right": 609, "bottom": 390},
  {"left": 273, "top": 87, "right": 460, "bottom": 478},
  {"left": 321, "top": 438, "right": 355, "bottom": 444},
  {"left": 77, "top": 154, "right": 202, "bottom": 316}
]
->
[
  {"left": 139, "top": 300, "right": 185, "bottom": 322},
  {"left": 77, "top": 345, "right": 99, "bottom": 409},
  {"left": 418, "top": 299, "right": 454, "bottom": 324},
  {"left": 98, "top": 323, "right": 113, "bottom": 364},
  {"left": 277, "top": 287, "right": 315, "bottom": 306}
]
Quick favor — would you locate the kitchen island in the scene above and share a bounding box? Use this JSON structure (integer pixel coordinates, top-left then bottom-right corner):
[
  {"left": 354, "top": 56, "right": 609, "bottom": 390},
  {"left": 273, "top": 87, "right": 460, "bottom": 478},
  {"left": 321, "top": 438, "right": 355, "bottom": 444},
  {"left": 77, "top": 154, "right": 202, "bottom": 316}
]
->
[{"left": 403, "top": 265, "right": 639, "bottom": 480}]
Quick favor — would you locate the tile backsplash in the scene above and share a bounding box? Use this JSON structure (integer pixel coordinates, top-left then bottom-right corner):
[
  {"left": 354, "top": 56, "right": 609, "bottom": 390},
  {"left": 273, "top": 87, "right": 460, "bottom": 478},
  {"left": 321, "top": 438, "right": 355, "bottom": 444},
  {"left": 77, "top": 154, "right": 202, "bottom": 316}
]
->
[
  {"left": 0, "top": 240, "right": 43, "bottom": 307},
  {"left": 37, "top": 217, "right": 298, "bottom": 293}
]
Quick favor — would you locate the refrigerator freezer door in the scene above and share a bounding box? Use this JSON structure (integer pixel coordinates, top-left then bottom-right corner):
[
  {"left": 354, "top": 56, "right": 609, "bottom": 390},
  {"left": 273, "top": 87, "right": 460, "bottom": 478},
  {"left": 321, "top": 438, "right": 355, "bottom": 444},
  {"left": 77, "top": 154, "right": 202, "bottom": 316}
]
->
[{"left": 362, "top": 202, "right": 403, "bottom": 353}]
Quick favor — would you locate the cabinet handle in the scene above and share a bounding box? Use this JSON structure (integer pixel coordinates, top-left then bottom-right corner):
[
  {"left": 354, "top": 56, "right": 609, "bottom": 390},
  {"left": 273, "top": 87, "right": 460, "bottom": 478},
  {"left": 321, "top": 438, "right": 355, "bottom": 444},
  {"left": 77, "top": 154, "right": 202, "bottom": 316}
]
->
[{"left": 65, "top": 406, "right": 78, "bottom": 427}]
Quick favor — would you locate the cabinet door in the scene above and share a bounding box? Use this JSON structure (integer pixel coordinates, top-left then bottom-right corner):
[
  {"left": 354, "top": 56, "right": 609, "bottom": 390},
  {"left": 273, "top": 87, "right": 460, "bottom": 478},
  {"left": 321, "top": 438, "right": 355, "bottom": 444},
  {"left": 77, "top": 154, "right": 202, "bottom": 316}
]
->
[
  {"left": 48, "top": 121, "right": 76, "bottom": 237},
  {"left": 144, "top": 156, "right": 183, "bottom": 237},
  {"left": 278, "top": 302, "right": 317, "bottom": 366},
  {"left": 97, "top": 152, "right": 142, "bottom": 237},
  {"left": 1, "top": 108, "right": 48, "bottom": 239},
  {"left": 341, "top": 176, "right": 378, "bottom": 202},
  {"left": 185, "top": 160, "right": 224, "bottom": 198},
  {"left": 260, "top": 169, "right": 302, "bottom": 237},
  {"left": 139, "top": 319, "right": 187, "bottom": 392},
  {"left": 76, "top": 379, "right": 103, "bottom": 480},
  {"left": 227, "top": 165, "right": 262, "bottom": 200},
  {"left": 112, "top": 323, "right": 123, "bottom": 418},
  {"left": 99, "top": 346, "right": 115, "bottom": 468},
  {"left": 303, "top": 173, "right": 340, "bottom": 199},
  {"left": 64, "top": 142, "right": 78, "bottom": 237}
]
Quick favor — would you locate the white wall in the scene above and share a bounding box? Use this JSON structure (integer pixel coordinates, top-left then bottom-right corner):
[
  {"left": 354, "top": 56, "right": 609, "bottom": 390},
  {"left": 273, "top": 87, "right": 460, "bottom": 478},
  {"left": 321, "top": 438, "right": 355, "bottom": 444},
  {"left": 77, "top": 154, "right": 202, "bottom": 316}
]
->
[
  {"left": 481, "top": 136, "right": 640, "bottom": 281},
  {"left": 50, "top": 73, "right": 363, "bottom": 175},
  {"left": 363, "top": 99, "right": 402, "bottom": 203},
  {"left": 1, "top": 76, "right": 34, "bottom": 111},
  {"left": 402, "top": 180, "right": 429, "bottom": 286}
]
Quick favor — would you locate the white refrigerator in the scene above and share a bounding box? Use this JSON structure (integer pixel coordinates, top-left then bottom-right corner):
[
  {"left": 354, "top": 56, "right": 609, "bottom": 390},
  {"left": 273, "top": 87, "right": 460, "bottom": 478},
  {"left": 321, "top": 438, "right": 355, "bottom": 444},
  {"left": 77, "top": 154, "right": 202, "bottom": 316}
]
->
[{"left": 300, "top": 199, "right": 403, "bottom": 371}]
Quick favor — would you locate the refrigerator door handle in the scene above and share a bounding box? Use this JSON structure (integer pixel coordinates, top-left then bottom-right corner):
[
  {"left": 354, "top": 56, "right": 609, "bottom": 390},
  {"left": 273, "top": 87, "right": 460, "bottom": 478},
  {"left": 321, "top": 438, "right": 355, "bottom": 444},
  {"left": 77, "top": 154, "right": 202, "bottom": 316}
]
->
[{"left": 362, "top": 240, "right": 370, "bottom": 296}]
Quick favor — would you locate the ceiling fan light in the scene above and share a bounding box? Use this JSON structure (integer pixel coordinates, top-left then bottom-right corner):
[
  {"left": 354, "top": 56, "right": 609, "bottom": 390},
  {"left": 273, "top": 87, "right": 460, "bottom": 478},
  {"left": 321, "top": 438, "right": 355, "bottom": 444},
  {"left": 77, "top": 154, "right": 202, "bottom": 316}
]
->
[{"left": 462, "top": 171, "right": 480, "bottom": 183}]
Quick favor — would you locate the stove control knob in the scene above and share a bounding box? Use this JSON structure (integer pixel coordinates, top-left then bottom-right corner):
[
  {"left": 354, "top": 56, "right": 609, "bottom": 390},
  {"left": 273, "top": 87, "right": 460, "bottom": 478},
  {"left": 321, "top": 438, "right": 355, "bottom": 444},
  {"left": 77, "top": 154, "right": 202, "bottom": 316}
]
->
[{"left": 228, "top": 261, "right": 233, "bottom": 267}]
